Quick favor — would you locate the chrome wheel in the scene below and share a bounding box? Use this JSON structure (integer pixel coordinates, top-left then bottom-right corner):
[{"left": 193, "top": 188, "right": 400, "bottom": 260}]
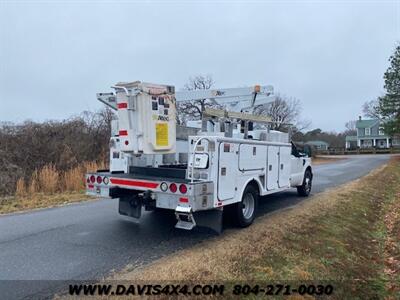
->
[
  {"left": 305, "top": 176, "right": 312, "bottom": 193},
  {"left": 242, "top": 193, "right": 255, "bottom": 220},
  {"left": 297, "top": 169, "right": 313, "bottom": 197}
]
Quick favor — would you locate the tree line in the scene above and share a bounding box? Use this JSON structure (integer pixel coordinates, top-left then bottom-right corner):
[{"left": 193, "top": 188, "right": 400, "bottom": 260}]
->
[{"left": 0, "top": 109, "right": 113, "bottom": 195}]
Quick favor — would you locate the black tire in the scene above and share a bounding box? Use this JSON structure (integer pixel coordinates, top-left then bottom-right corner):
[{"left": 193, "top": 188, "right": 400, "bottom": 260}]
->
[
  {"left": 297, "top": 169, "right": 312, "bottom": 196},
  {"left": 233, "top": 185, "right": 258, "bottom": 227}
]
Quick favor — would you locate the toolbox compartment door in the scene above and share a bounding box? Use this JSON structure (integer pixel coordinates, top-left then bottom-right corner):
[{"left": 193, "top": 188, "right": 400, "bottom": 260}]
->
[
  {"left": 267, "top": 146, "right": 279, "bottom": 190},
  {"left": 238, "top": 144, "right": 267, "bottom": 171},
  {"left": 217, "top": 142, "right": 237, "bottom": 200},
  {"left": 278, "top": 146, "right": 291, "bottom": 188}
]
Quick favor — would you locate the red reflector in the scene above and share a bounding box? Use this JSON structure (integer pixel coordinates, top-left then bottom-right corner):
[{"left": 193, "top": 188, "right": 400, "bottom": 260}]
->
[
  {"left": 90, "top": 175, "right": 95, "bottom": 183},
  {"left": 179, "top": 197, "right": 189, "bottom": 203},
  {"left": 119, "top": 130, "right": 128, "bottom": 136},
  {"left": 169, "top": 183, "right": 177, "bottom": 193},
  {"left": 224, "top": 143, "right": 230, "bottom": 152},
  {"left": 88, "top": 184, "right": 94, "bottom": 189},
  {"left": 117, "top": 102, "right": 128, "bottom": 109},
  {"left": 96, "top": 176, "right": 102, "bottom": 184},
  {"left": 124, "top": 140, "right": 129, "bottom": 145},
  {"left": 110, "top": 178, "right": 159, "bottom": 189},
  {"left": 179, "top": 184, "right": 187, "bottom": 194}
]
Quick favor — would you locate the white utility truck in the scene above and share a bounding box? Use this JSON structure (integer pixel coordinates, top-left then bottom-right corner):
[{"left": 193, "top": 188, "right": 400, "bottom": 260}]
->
[{"left": 86, "top": 81, "right": 312, "bottom": 233}]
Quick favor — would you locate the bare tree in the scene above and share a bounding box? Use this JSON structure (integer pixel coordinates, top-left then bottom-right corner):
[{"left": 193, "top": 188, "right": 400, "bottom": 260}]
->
[
  {"left": 0, "top": 108, "right": 115, "bottom": 195},
  {"left": 295, "top": 118, "right": 312, "bottom": 132},
  {"left": 362, "top": 99, "right": 381, "bottom": 119},
  {"left": 345, "top": 120, "right": 356, "bottom": 131},
  {"left": 184, "top": 74, "right": 214, "bottom": 91},
  {"left": 254, "top": 94, "right": 309, "bottom": 131},
  {"left": 344, "top": 120, "right": 357, "bottom": 136},
  {"left": 177, "top": 75, "right": 222, "bottom": 123}
]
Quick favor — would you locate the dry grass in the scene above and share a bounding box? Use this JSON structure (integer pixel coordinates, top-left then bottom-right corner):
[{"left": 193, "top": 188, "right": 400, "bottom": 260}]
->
[
  {"left": 0, "top": 192, "right": 94, "bottom": 215},
  {"left": 311, "top": 156, "right": 345, "bottom": 165},
  {"left": 29, "top": 170, "right": 39, "bottom": 194},
  {"left": 38, "top": 164, "right": 59, "bottom": 194},
  {"left": 63, "top": 166, "right": 83, "bottom": 192},
  {"left": 382, "top": 179, "right": 400, "bottom": 295},
  {"left": 109, "top": 158, "right": 400, "bottom": 298},
  {"left": 84, "top": 160, "right": 107, "bottom": 173},
  {"left": 21, "top": 161, "right": 105, "bottom": 194},
  {"left": 0, "top": 160, "right": 106, "bottom": 214},
  {"left": 15, "top": 177, "right": 27, "bottom": 198}
]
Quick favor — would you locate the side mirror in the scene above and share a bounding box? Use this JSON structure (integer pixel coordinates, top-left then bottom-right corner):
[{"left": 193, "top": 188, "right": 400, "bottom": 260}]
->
[
  {"left": 303, "top": 145, "right": 312, "bottom": 157},
  {"left": 291, "top": 142, "right": 301, "bottom": 157}
]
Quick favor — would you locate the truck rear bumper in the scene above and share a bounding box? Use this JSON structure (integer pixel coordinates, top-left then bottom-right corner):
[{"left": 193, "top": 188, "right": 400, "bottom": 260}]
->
[
  {"left": 85, "top": 172, "right": 215, "bottom": 211},
  {"left": 86, "top": 185, "right": 110, "bottom": 197},
  {"left": 86, "top": 171, "right": 221, "bottom": 233}
]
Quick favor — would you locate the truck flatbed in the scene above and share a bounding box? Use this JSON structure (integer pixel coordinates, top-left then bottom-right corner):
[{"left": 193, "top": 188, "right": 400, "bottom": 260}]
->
[
  {"left": 106, "top": 172, "right": 194, "bottom": 184},
  {"left": 95, "top": 165, "right": 203, "bottom": 184}
]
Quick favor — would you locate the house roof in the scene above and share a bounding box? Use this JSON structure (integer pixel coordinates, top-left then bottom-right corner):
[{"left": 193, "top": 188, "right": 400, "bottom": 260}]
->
[
  {"left": 345, "top": 135, "right": 357, "bottom": 141},
  {"left": 305, "top": 140, "right": 329, "bottom": 146},
  {"left": 359, "top": 135, "right": 390, "bottom": 139},
  {"left": 356, "top": 119, "right": 379, "bottom": 128}
]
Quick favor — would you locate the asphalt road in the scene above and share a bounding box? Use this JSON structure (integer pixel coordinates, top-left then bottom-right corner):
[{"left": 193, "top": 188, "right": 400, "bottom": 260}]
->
[{"left": 0, "top": 154, "right": 391, "bottom": 299}]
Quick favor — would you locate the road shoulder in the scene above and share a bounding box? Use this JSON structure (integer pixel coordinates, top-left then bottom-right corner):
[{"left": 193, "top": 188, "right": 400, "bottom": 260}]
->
[
  {"left": 109, "top": 157, "right": 400, "bottom": 298},
  {"left": 0, "top": 192, "right": 97, "bottom": 216}
]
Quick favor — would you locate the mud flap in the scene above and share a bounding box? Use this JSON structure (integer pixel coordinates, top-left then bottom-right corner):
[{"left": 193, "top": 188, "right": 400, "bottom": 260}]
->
[
  {"left": 119, "top": 195, "right": 142, "bottom": 219},
  {"left": 193, "top": 208, "right": 223, "bottom": 234}
]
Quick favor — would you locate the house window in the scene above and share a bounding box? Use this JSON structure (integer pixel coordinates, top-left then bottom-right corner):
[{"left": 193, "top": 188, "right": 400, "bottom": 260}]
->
[
  {"left": 365, "top": 128, "right": 371, "bottom": 135},
  {"left": 379, "top": 127, "right": 385, "bottom": 135}
]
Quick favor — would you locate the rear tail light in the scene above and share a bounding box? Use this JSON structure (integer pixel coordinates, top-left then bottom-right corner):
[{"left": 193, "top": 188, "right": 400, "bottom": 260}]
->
[
  {"left": 103, "top": 177, "right": 109, "bottom": 185},
  {"left": 169, "top": 183, "right": 177, "bottom": 193},
  {"left": 96, "top": 176, "right": 102, "bottom": 184},
  {"left": 179, "top": 184, "right": 187, "bottom": 194},
  {"left": 90, "top": 175, "right": 95, "bottom": 183}
]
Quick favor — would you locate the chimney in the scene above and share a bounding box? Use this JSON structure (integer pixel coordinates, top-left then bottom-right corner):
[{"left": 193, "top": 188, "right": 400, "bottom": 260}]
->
[{"left": 359, "top": 116, "right": 362, "bottom": 121}]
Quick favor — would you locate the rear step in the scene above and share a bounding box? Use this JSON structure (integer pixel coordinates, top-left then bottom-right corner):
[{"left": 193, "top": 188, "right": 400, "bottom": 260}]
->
[{"left": 175, "top": 206, "right": 196, "bottom": 230}]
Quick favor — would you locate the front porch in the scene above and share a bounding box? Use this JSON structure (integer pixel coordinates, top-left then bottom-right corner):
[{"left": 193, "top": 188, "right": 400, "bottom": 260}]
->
[{"left": 358, "top": 137, "right": 391, "bottom": 149}]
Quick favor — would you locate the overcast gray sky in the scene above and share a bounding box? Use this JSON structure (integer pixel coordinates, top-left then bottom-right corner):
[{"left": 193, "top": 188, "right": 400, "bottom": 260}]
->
[{"left": 0, "top": 0, "right": 399, "bottom": 131}]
